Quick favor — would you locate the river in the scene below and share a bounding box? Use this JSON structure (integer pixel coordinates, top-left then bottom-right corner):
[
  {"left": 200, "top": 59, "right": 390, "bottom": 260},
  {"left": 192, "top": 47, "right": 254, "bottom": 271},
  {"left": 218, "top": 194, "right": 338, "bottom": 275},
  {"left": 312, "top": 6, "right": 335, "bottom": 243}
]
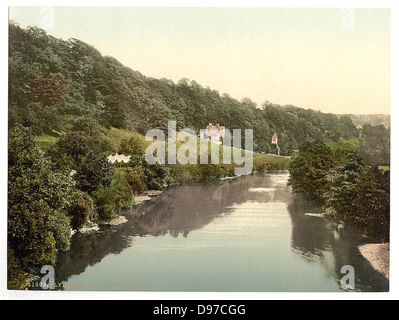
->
[{"left": 54, "top": 172, "right": 389, "bottom": 292}]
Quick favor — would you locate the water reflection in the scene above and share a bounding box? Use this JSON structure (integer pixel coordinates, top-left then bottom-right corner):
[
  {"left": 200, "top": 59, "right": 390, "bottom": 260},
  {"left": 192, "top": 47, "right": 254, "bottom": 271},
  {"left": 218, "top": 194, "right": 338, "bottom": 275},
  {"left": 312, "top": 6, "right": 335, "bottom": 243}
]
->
[
  {"left": 133, "top": 173, "right": 291, "bottom": 238},
  {"left": 55, "top": 173, "right": 287, "bottom": 284},
  {"left": 55, "top": 172, "right": 389, "bottom": 292},
  {"left": 288, "top": 193, "right": 389, "bottom": 292}
]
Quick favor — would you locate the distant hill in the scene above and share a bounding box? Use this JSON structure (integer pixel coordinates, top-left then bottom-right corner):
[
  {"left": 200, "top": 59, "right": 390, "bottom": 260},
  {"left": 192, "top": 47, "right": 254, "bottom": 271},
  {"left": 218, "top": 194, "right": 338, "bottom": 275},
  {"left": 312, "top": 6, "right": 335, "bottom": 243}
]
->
[
  {"left": 9, "top": 22, "right": 362, "bottom": 155},
  {"left": 340, "top": 114, "right": 390, "bottom": 128}
]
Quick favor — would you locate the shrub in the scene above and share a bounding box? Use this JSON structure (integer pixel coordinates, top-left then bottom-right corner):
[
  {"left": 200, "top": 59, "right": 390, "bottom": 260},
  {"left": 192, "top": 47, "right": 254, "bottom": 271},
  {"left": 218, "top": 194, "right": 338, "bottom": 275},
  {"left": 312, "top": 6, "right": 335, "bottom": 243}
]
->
[
  {"left": 7, "top": 245, "right": 28, "bottom": 290},
  {"left": 353, "top": 167, "right": 390, "bottom": 241},
  {"left": 288, "top": 141, "right": 335, "bottom": 206},
  {"left": 8, "top": 125, "right": 74, "bottom": 289},
  {"left": 119, "top": 135, "right": 145, "bottom": 156},
  {"left": 92, "top": 187, "right": 119, "bottom": 221},
  {"left": 112, "top": 175, "right": 134, "bottom": 209},
  {"left": 67, "top": 191, "right": 96, "bottom": 230},
  {"left": 74, "top": 151, "right": 114, "bottom": 193},
  {"left": 92, "top": 176, "right": 134, "bottom": 221},
  {"left": 131, "top": 156, "right": 170, "bottom": 190},
  {"left": 125, "top": 171, "right": 147, "bottom": 195},
  {"left": 52, "top": 210, "right": 72, "bottom": 251}
]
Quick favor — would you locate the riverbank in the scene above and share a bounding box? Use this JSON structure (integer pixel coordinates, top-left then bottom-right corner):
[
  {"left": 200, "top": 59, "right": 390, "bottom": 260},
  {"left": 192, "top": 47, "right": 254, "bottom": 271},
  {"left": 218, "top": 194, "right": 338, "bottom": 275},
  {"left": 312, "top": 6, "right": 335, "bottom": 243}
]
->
[
  {"left": 56, "top": 172, "right": 389, "bottom": 292},
  {"left": 358, "top": 243, "right": 390, "bottom": 279},
  {"left": 72, "top": 171, "right": 287, "bottom": 235},
  {"left": 134, "top": 190, "right": 164, "bottom": 205},
  {"left": 72, "top": 216, "right": 129, "bottom": 235}
]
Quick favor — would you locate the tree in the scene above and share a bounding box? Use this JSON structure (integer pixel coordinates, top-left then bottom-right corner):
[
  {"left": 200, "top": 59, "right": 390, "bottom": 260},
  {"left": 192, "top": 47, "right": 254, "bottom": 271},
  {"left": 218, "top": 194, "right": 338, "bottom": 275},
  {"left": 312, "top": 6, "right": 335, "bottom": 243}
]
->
[
  {"left": 358, "top": 124, "right": 390, "bottom": 166},
  {"left": 67, "top": 191, "right": 96, "bottom": 230},
  {"left": 91, "top": 175, "right": 134, "bottom": 221},
  {"left": 353, "top": 167, "right": 390, "bottom": 241},
  {"left": 48, "top": 131, "right": 93, "bottom": 170},
  {"left": 8, "top": 125, "right": 74, "bottom": 289},
  {"left": 125, "top": 171, "right": 147, "bottom": 195},
  {"left": 30, "top": 70, "right": 69, "bottom": 106},
  {"left": 119, "top": 135, "right": 145, "bottom": 156},
  {"left": 339, "top": 115, "right": 359, "bottom": 139},
  {"left": 74, "top": 151, "right": 114, "bottom": 193},
  {"left": 130, "top": 156, "right": 170, "bottom": 190},
  {"left": 326, "top": 153, "right": 366, "bottom": 221},
  {"left": 288, "top": 141, "right": 335, "bottom": 205}
]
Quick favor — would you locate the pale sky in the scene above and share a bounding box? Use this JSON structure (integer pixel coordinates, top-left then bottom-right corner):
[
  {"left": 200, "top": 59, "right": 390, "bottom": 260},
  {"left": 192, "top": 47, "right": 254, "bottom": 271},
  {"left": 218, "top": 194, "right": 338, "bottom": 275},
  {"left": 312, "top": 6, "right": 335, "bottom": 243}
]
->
[{"left": 9, "top": 6, "right": 391, "bottom": 114}]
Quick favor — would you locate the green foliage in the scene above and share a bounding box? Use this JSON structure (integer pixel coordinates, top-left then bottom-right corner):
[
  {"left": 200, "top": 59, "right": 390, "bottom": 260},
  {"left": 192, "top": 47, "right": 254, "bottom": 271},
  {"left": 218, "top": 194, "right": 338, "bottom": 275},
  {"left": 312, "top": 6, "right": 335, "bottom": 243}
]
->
[
  {"left": 288, "top": 141, "right": 335, "bottom": 205},
  {"left": 119, "top": 135, "right": 145, "bottom": 156},
  {"left": 7, "top": 245, "right": 29, "bottom": 290},
  {"left": 328, "top": 138, "right": 360, "bottom": 163},
  {"left": 8, "top": 125, "right": 74, "bottom": 289},
  {"left": 124, "top": 171, "right": 147, "bottom": 195},
  {"left": 46, "top": 130, "right": 115, "bottom": 171},
  {"left": 165, "top": 162, "right": 193, "bottom": 185},
  {"left": 52, "top": 210, "right": 72, "bottom": 252},
  {"left": 74, "top": 151, "right": 114, "bottom": 193},
  {"left": 47, "top": 131, "right": 92, "bottom": 170},
  {"left": 130, "top": 156, "right": 170, "bottom": 190},
  {"left": 326, "top": 154, "right": 366, "bottom": 221},
  {"left": 358, "top": 124, "right": 390, "bottom": 166},
  {"left": 91, "top": 176, "right": 134, "bottom": 221},
  {"left": 289, "top": 138, "right": 390, "bottom": 241},
  {"left": 91, "top": 187, "right": 120, "bottom": 221},
  {"left": 353, "top": 167, "right": 390, "bottom": 241},
  {"left": 111, "top": 174, "right": 135, "bottom": 209},
  {"left": 71, "top": 116, "right": 104, "bottom": 136},
  {"left": 9, "top": 22, "right": 361, "bottom": 156},
  {"left": 67, "top": 191, "right": 96, "bottom": 230}
]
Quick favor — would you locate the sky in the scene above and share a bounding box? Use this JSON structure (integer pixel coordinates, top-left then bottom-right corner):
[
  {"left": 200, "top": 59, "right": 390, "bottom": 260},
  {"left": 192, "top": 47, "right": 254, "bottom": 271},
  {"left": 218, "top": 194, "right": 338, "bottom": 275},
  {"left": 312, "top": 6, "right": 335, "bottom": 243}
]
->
[{"left": 8, "top": 6, "right": 391, "bottom": 114}]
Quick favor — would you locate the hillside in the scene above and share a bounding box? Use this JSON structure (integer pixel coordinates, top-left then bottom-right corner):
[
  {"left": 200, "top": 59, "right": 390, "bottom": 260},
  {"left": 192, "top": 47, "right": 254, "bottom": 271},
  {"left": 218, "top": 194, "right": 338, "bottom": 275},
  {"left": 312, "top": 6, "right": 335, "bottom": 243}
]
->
[
  {"left": 341, "top": 114, "right": 390, "bottom": 128},
  {"left": 9, "top": 22, "right": 361, "bottom": 156},
  {"left": 7, "top": 21, "right": 390, "bottom": 291}
]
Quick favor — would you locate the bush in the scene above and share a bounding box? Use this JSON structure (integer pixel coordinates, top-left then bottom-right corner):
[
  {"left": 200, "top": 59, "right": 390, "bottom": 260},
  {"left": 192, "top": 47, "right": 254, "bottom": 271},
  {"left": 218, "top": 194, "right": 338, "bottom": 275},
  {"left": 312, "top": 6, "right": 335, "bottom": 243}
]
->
[
  {"left": 112, "top": 175, "right": 134, "bottom": 209},
  {"left": 131, "top": 156, "right": 170, "bottom": 190},
  {"left": 288, "top": 141, "right": 335, "bottom": 206},
  {"left": 199, "top": 163, "right": 223, "bottom": 182},
  {"left": 46, "top": 131, "right": 92, "bottom": 170},
  {"left": 326, "top": 154, "right": 365, "bottom": 222},
  {"left": 166, "top": 162, "right": 191, "bottom": 185},
  {"left": 67, "top": 191, "right": 96, "bottom": 230},
  {"left": 74, "top": 151, "right": 114, "bottom": 193},
  {"left": 52, "top": 210, "right": 72, "bottom": 251},
  {"left": 92, "top": 176, "right": 134, "bottom": 221},
  {"left": 92, "top": 188, "right": 119, "bottom": 221},
  {"left": 353, "top": 167, "right": 390, "bottom": 241},
  {"left": 125, "top": 171, "right": 147, "bottom": 195},
  {"left": 71, "top": 117, "right": 104, "bottom": 137},
  {"left": 8, "top": 125, "right": 74, "bottom": 289},
  {"left": 7, "top": 245, "right": 28, "bottom": 290},
  {"left": 119, "top": 135, "right": 145, "bottom": 156}
]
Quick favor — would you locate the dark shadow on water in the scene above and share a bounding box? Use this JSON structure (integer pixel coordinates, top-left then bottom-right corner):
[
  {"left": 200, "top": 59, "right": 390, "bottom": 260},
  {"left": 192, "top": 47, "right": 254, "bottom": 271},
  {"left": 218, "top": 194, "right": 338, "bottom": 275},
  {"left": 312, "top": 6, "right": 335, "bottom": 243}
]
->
[
  {"left": 55, "top": 172, "right": 286, "bottom": 285},
  {"left": 287, "top": 193, "right": 389, "bottom": 292},
  {"left": 54, "top": 172, "right": 389, "bottom": 292}
]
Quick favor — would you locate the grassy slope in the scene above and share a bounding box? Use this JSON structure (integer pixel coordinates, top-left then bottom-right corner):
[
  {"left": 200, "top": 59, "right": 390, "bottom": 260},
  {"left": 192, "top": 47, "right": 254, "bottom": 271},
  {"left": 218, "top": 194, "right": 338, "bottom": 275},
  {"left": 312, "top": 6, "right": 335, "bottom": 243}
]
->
[
  {"left": 105, "top": 128, "right": 291, "bottom": 172},
  {"left": 36, "top": 127, "right": 291, "bottom": 173}
]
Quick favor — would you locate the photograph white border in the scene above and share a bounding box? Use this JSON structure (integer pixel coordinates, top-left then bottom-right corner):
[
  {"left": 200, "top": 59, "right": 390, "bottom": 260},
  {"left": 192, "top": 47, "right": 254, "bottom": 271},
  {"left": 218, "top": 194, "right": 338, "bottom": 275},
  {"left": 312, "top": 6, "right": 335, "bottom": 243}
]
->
[{"left": 1, "top": 0, "right": 398, "bottom": 301}]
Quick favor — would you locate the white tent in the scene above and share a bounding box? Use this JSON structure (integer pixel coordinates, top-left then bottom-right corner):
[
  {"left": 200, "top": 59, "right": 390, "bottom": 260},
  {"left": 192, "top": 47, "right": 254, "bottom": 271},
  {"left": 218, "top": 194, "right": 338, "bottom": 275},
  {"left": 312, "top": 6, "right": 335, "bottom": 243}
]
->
[{"left": 107, "top": 154, "right": 131, "bottom": 164}]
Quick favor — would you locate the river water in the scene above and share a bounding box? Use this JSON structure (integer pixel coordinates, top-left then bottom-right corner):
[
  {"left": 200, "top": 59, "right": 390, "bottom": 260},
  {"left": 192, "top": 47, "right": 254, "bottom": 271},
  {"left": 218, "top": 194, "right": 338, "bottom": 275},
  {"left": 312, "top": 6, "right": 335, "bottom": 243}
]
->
[{"left": 55, "top": 172, "right": 389, "bottom": 292}]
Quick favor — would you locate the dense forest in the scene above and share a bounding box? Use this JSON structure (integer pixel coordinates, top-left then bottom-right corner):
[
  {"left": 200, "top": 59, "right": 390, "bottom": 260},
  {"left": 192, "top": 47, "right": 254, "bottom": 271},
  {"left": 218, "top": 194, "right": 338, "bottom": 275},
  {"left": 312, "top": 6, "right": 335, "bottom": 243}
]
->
[
  {"left": 9, "top": 22, "right": 366, "bottom": 155},
  {"left": 8, "top": 22, "right": 390, "bottom": 289}
]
